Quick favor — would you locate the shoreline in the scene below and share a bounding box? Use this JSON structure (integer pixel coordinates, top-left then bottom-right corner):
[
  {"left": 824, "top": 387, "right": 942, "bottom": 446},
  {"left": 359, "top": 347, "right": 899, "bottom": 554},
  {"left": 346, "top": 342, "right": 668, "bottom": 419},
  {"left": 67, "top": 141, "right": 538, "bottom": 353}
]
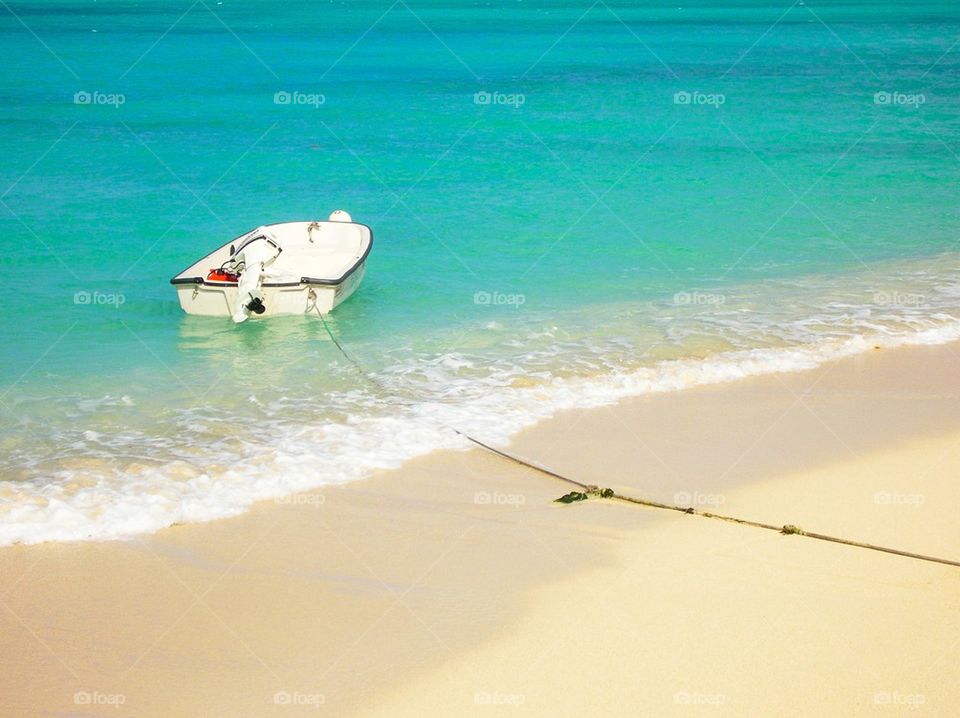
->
[
  {"left": 2, "top": 340, "right": 960, "bottom": 715},
  {"left": 7, "top": 315, "right": 960, "bottom": 547}
]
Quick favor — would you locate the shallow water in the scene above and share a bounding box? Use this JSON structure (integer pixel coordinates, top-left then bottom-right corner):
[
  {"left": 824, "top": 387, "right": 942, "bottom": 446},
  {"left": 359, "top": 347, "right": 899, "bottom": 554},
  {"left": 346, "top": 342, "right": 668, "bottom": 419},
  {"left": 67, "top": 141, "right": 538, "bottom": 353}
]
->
[{"left": 1, "top": 0, "right": 958, "bottom": 543}]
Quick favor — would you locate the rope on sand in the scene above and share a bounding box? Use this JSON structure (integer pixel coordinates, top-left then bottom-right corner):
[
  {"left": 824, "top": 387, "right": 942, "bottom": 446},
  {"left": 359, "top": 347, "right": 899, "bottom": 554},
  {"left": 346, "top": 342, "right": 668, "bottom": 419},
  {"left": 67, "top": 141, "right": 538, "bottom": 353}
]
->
[
  {"left": 317, "top": 314, "right": 960, "bottom": 569},
  {"left": 458, "top": 432, "right": 960, "bottom": 569}
]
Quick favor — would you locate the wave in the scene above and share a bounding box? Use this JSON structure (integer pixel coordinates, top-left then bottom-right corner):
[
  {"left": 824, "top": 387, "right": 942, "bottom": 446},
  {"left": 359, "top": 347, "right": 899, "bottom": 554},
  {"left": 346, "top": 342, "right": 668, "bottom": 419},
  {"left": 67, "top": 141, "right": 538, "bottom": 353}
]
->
[{"left": 3, "top": 309, "right": 960, "bottom": 546}]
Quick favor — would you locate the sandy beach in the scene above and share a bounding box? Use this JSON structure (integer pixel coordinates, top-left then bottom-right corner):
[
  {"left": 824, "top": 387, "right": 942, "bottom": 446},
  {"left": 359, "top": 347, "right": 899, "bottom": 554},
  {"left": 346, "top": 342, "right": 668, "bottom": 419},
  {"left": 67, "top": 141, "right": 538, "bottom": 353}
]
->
[
  {"left": 4, "top": 0, "right": 960, "bottom": 715},
  {"left": 2, "top": 340, "right": 959, "bottom": 716}
]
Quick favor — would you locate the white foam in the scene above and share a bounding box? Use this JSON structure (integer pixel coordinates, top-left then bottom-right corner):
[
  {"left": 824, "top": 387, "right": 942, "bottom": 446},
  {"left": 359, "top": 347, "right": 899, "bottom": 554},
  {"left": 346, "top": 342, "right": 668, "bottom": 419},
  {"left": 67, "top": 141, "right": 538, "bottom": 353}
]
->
[{"left": 3, "top": 315, "right": 960, "bottom": 546}]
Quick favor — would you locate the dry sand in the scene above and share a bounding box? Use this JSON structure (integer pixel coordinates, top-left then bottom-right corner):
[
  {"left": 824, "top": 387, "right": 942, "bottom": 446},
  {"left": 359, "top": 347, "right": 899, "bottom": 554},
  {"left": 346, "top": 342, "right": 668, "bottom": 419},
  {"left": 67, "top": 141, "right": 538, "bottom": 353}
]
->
[{"left": 1, "top": 341, "right": 959, "bottom": 716}]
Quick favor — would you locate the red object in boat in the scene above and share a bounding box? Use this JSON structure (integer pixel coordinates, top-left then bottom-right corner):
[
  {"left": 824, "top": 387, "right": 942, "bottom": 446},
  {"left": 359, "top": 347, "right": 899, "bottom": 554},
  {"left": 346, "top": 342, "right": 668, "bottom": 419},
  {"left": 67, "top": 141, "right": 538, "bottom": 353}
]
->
[{"left": 206, "top": 268, "right": 239, "bottom": 283}]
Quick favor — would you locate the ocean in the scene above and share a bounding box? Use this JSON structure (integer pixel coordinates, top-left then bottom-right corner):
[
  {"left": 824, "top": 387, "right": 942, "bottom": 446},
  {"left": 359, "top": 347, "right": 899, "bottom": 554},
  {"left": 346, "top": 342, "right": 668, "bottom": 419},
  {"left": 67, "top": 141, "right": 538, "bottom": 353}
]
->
[{"left": 1, "top": 0, "right": 958, "bottom": 544}]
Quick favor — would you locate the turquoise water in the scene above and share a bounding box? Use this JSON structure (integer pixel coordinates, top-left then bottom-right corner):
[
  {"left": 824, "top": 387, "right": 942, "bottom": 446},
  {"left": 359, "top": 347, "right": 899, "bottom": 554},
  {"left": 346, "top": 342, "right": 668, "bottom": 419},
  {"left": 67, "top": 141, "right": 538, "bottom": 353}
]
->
[{"left": 1, "top": 1, "right": 959, "bottom": 543}]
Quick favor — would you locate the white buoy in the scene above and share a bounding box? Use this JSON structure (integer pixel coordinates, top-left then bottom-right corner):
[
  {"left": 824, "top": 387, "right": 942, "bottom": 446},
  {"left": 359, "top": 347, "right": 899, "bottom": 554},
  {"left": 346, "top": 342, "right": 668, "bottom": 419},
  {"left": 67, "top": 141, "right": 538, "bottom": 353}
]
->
[{"left": 328, "top": 209, "right": 352, "bottom": 222}]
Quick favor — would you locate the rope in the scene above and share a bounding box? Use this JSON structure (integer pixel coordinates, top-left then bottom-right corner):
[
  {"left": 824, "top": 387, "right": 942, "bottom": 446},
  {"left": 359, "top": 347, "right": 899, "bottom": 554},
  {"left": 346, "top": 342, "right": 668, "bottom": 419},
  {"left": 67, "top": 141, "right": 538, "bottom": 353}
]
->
[
  {"left": 314, "top": 309, "right": 960, "bottom": 569},
  {"left": 316, "top": 306, "right": 388, "bottom": 393},
  {"left": 312, "top": 294, "right": 397, "bottom": 398}
]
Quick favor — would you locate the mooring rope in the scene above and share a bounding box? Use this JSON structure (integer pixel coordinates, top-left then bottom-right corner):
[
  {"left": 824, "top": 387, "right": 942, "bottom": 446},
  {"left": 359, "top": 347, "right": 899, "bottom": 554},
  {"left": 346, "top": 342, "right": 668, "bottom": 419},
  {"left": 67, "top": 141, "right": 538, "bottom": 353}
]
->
[
  {"left": 315, "top": 309, "right": 960, "bottom": 569},
  {"left": 458, "top": 433, "right": 960, "bottom": 568}
]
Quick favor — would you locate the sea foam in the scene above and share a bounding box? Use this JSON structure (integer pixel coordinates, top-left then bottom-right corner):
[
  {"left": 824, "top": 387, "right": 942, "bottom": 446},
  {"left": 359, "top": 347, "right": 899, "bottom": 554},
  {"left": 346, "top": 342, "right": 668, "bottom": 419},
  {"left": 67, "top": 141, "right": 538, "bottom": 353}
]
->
[{"left": 3, "top": 314, "right": 960, "bottom": 546}]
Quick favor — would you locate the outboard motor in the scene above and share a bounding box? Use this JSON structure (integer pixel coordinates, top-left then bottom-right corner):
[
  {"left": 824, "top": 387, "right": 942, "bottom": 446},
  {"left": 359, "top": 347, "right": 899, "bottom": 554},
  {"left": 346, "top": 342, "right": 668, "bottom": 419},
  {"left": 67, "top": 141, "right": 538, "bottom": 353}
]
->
[{"left": 228, "top": 229, "right": 282, "bottom": 323}]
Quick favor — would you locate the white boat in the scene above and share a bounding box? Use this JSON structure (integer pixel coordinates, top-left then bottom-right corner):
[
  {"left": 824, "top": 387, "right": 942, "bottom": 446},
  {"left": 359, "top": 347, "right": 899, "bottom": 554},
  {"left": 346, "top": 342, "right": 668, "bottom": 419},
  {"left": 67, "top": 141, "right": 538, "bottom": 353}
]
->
[{"left": 170, "top": 210, "right": 372, "bottom": 322}]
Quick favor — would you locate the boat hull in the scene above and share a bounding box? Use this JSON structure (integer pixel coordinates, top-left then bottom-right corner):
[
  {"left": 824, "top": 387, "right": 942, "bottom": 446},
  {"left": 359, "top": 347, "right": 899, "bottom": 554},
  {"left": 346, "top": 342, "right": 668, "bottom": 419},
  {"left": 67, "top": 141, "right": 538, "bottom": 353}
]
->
[
  {"left": 170, "top": 217, "right": 372, "bottom": 319},
  {"left": 175, "top": 263, "right": 365, "bottom": 318}
]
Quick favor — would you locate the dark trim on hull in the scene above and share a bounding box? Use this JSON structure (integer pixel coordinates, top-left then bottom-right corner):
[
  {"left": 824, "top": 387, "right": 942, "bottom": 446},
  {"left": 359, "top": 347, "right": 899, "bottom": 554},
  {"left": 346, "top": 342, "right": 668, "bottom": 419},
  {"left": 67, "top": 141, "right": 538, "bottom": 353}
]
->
[{"left": 169, "top": 221, "right": 374, "bottom": 287}]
